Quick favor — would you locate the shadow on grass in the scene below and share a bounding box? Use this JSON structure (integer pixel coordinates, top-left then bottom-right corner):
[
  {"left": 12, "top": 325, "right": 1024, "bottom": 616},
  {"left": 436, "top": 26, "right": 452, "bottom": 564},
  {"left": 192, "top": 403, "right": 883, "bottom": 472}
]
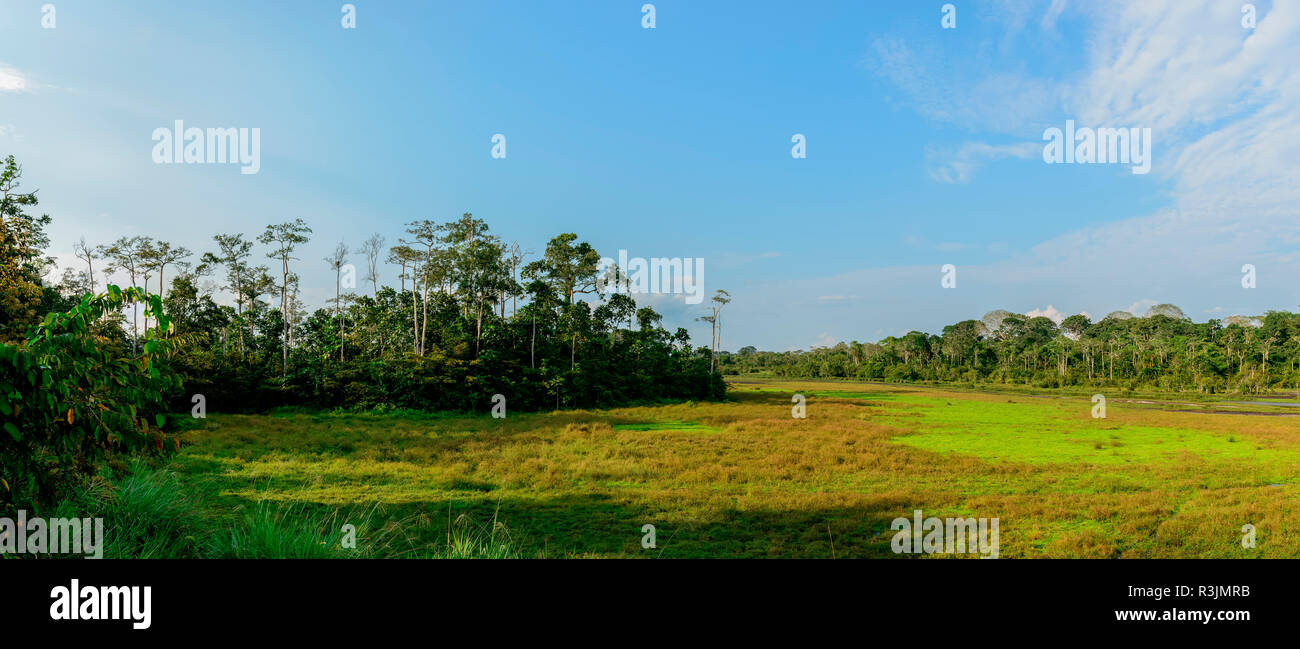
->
[{"left": 195, "top": 490, "right": 917, "bottom": 559}]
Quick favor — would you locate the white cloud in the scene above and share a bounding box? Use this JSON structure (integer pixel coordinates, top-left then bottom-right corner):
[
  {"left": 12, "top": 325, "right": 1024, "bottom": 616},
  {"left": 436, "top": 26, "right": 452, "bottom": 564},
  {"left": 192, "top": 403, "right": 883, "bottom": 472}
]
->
[
  {"left": 1072, "top": 0, "right": 1300, "bottom": 207},
  {"left": 1025, "top": 304, "right": 1066, "bottom": 324},
  {"left": 0, "top": 66, "right": 31, "bottom": 93}
]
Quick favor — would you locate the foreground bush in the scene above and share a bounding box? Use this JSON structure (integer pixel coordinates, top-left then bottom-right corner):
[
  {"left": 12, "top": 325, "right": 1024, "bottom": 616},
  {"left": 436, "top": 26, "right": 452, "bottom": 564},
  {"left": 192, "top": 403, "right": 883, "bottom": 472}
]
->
[{"left": 0, "top": 288, "right": 180, "bottom": 514}]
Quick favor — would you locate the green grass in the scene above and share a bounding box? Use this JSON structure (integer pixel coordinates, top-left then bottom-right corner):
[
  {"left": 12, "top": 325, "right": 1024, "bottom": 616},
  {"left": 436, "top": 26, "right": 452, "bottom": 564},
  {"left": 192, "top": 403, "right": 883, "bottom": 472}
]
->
[
  {"left": 612, "top": 421, "right": 719, "bottom": 433},
  {"left": 49, "top": 462, "right": 216, "bottom": 559},
  {"left": 875, "top": 394, "right": 1297, "bottom": 469},
  {"left": 97, "top": 378, "right": 1300, "bottom": 558},
  {"left": 42, "top": 462, "right": 520, "bottom": 559}
]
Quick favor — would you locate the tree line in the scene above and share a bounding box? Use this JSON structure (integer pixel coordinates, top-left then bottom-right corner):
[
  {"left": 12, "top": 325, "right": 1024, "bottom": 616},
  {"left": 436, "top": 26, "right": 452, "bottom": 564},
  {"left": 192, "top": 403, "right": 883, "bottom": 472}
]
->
[
  {"left": 42, "top": 213, "right": 723, "bottom": 411},
  {"left": 721, "top": 305, "right": 1300, "bottom": 394}
]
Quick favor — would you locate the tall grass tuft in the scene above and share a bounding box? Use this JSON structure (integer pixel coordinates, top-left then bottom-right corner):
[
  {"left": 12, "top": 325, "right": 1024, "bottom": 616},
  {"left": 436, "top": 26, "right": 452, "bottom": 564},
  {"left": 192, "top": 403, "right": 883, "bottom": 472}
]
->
[
  {"left": 431, "top": 507, "right": 520, "bottom": 559},
  {"left": 214, "top": 501, "right": 419, "bottom": 559},
  {"left": 46, "top": 461, "right": 216, "bottom": 558}
]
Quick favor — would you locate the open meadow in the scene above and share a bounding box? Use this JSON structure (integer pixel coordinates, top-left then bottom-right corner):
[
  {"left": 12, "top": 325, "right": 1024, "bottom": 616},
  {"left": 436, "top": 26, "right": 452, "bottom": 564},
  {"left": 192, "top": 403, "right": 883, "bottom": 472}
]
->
[{"left": 159, "top": 378, "right": 1300, "bottom": 558}]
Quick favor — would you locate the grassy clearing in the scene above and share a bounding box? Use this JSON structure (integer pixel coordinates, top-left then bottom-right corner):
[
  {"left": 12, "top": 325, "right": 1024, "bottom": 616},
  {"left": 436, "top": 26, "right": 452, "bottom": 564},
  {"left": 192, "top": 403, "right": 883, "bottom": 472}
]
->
[{"left": 152, "top": 378, "right": 1300, "bottom": 558}]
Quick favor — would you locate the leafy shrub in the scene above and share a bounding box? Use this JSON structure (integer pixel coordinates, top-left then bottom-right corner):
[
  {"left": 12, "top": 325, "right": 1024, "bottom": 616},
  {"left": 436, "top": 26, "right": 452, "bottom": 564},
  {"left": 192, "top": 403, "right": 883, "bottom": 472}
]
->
[{"left": 0, "top": 287, "right": 181, "bottom": 514}]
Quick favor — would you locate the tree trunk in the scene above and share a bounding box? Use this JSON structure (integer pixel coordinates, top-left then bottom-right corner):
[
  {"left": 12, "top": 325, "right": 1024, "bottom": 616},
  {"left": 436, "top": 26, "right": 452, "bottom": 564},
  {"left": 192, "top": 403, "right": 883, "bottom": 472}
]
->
[
  {"left": 411, "top": 273, "right": 419, "bottom": 354},
  {"left": 717, "top": 316, "right": 722, "bottom": 372},
  {"left": 420, "top": 279, "right": 429, "bottom": 356},
  {"left": 280, "top": 261, "right": 288, "bottom": 377},
  {"left": 336, "top": 269, "right": 343, "bottom": 362}
]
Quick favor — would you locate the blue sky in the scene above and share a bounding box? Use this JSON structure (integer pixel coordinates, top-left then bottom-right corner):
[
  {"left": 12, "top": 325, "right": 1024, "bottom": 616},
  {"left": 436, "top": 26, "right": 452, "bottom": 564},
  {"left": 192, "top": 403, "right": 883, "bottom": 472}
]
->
[{"left": 3, "top": 0, "right": 1298, "bottom": 350}]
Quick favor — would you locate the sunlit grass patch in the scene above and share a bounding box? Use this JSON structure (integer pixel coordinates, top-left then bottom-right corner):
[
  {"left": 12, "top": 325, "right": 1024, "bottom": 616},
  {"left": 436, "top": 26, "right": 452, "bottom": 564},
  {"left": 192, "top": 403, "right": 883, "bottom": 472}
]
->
[{"left": 878, "top": 394, "right": 1300, "bottom": 467}]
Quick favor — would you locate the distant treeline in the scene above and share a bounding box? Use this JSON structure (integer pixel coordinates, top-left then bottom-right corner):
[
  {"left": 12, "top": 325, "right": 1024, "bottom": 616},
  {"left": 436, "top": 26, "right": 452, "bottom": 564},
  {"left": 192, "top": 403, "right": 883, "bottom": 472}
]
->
[{"left": 720, "top": 306, "right": 1299, "bottom": 394}]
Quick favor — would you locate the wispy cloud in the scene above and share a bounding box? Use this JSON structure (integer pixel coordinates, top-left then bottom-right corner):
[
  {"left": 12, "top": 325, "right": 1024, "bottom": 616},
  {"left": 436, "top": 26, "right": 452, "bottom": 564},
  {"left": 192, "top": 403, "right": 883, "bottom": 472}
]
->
[
  {"left": 1040, "top": 0, "right": 1069, "bottom": 30},
  {"left": 0, "top": 65, "right": 32, "bottom": 93},
  {"left": 863, "top": 36, "right": 1064, "bottom": 136},
  {"left": 926, "top": 141, "right": 1039, "bottom": 184}
]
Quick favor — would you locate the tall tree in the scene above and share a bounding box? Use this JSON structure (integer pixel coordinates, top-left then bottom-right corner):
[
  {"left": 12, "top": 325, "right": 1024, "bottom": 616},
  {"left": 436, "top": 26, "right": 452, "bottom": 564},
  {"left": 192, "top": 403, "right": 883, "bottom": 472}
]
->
[
  {"left": 389, "top": 243, "right": 422, "bottom": 354},
  {"left": 387, "top": 246, "right": 409, "bottom": 293},
  {"left": 696, "top": 313, "right": 716, "bottom": 368},
  {"left": 148, "top": 241, "right": 192, "bottom": 304},
  {"left": 198, "top": 233, "right": 255, "bottom": 350},
  {"left": 524, "top": 233, "right": 601, "bottom": 306},
  {"left": 99, "top": 235, "right": 151, "bottom": 354},
  {"left": 444, "top": 214, "right": 504, "bottom": 355},
  {"left": 402, "top": 220, "right": 443, "bottom": 355},
  {"left": 505, "top": 241, "right": 531, "bottom": 317},
  {"left": 72, "top": 236, "right": 96, "bottom": 292},
  {"left": 325, "top": 240, "right": 349, "bottom": 361},
  {"left": 259, "top": 219, "right": 313, "bottom": 376},
  {"left": 360, "top": 232, "right": 386, "bottom": 296},
  {"left": 140, "top": 239, "right": 191, "bottom": 334},
  {"left": 710, "top": 289, "right": 731, "bottom": 372}
]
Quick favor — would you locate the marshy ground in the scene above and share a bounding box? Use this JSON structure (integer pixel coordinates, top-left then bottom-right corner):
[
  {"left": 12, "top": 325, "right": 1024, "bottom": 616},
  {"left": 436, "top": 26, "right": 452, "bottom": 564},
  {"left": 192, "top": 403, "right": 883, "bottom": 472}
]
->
[{"left": 168, "top": 378, "right": 1300, "bottom": 558}]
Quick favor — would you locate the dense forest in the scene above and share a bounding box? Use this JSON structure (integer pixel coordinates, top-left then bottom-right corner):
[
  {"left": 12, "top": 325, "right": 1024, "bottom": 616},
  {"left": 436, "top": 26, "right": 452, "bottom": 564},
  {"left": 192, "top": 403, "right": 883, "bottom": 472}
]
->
[
  {"left": 0, "top": 154, "right": 722, "bottom": 511},
  {"left": 721, "top": 306, "right": 1300, "bottom": 394}
]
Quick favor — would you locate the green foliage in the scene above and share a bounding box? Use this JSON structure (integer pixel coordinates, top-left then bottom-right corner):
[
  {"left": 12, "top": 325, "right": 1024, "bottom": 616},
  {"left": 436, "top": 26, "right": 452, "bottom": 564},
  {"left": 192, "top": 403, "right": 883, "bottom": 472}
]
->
[
  {"left": 0, "top": 287, "right": 181, "bottom": 513},
  {"left": 166, "top": 224, "right": 724, "bottom": 414},
  {"left": 0, "top": 154, "right": 55, "bottom": 344},
  {"left": 724, "top": 307, "right": 1300, "bottom": 395}
]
